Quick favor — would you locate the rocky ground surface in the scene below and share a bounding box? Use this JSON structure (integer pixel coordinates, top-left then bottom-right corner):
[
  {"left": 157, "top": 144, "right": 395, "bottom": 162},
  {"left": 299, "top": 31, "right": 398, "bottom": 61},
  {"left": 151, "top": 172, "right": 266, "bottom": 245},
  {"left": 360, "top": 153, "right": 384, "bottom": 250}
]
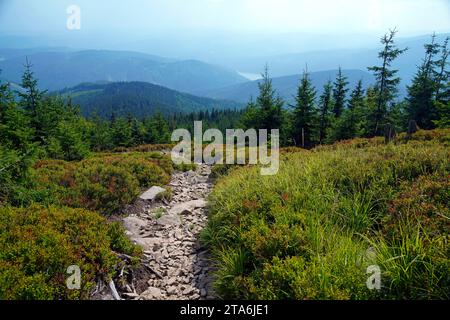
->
[{"left": 118, "top": 163, "right": 218, "bottom": 300}]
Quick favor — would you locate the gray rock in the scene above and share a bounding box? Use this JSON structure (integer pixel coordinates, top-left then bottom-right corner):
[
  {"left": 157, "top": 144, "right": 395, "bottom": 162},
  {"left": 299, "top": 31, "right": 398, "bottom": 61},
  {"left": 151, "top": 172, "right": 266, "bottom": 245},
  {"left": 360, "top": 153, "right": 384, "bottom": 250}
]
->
[
  {"left": 142, "top": 287, "right": 162, "bottom": 300},
  {"left": 140, "top": 186, "right": 166, "bottom": 201},
  {"left": 157, "top": 214, "right": 181, "bottom": 226},
  {"left": 169, "top": 199, "right": 207, "bottom": 216},
  {"left": 167, "top": 286, "right": 177, "bottom": 295},
  {"left": 123, "top": 216, "right": 147, "bottom": 236}
]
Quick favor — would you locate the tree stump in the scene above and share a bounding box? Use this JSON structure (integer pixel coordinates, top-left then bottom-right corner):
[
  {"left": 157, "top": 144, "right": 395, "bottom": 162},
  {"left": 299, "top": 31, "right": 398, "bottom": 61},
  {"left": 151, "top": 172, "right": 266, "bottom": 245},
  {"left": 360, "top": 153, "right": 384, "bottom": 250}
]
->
[
  {"left": 384, "top": 123, "right": 396, "bottom": 144},
  {"left": 407, "top": 120, "right": 419, "bottom": 138}
]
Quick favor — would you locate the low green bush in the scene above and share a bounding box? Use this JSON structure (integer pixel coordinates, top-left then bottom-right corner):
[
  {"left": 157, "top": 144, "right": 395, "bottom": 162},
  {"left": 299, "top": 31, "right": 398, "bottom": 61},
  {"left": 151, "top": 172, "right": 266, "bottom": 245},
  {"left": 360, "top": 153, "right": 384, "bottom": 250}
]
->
[
  {"left": 30, "top": 152, "right": 174, "bottom": 214},
  {"left": 0, "top": 205, "right": 141, "bottom": 300}
]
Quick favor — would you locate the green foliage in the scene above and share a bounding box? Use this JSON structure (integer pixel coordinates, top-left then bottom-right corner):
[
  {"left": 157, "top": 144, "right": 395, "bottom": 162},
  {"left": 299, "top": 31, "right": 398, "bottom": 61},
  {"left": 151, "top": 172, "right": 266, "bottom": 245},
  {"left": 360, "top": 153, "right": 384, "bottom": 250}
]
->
[
  {"left": 330, "top": 80, "right": 366, "bottom": 141},
  {"left": 405, "top": 34, "right": 442, "bottom": 129},
  {"left": 367, "top": 29, "right": 408, "bottom": 136},
  {"left": 31, "top": 152, "right": 172, "bottom": 214},
  {"left": 0, "top": 205, "right": 140, "bottom": 300},
  {"left": 332, "top": 67, "right": 349, "bottom": 118},
  {"left": 317, "top": 81, "right": 333, "bottom": 144},
  {"left": 203, "top": 129, "right": 450, "bottom": 300},
  {"left": 61, "top": 81, "right": 242, "bottom": 119},
  {"left": 433, "top": 100, "right": 450, "bottom": 128},
  {"left": 291, "top": 70, "right": 318, "bottom": 148},
  {"left": 241, "top": 66, "right": 284, "bottom": 131}
]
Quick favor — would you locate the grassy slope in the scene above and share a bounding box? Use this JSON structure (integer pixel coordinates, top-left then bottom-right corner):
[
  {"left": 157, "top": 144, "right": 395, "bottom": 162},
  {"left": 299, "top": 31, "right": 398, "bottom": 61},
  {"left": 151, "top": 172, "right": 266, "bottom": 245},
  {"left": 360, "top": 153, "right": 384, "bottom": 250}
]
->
[{"left": 203, "top": 129, "right": 450, "bottom": 300}]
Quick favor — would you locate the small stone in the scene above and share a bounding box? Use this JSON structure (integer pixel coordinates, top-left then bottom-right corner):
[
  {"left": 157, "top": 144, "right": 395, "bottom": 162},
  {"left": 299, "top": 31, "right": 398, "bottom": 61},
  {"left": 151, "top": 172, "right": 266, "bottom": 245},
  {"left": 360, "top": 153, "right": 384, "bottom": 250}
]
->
[
  {"left": 143, "top": 287, "right": 162, "bottom": 299},
  {"left": 182, "top": 287, "right": 193, "bottom": 295},
  {"left": 167, "top": 286, "right": 177, "bottom": 295}
]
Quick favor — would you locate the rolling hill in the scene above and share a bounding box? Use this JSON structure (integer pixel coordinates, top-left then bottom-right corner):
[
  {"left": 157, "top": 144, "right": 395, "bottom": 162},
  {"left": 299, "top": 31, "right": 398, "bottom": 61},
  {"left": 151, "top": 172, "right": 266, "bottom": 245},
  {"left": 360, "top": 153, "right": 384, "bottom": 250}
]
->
[
  {"left": 198, "top": 69, "right": 377, "bottom": 105},
  {"left": 59, "top": 81, "right": 243, "bottom": 118},
  {"left": 0, "top": 49, "right": 247, "bottom": 93}
]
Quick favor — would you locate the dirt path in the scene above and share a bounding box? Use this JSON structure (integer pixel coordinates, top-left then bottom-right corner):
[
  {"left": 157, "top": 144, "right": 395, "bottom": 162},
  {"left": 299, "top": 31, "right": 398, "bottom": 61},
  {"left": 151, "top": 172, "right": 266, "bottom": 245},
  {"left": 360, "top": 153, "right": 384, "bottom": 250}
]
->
[{"left": 122, "top": 163, "right": 217, "bottom": 300}]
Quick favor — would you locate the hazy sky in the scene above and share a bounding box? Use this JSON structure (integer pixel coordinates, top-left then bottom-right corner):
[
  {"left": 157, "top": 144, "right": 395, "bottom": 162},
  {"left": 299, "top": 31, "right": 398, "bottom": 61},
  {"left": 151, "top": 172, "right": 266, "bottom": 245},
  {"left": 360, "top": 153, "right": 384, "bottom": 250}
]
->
[{"left": 0, "top": 0, "right": 449, "bottom": 37}]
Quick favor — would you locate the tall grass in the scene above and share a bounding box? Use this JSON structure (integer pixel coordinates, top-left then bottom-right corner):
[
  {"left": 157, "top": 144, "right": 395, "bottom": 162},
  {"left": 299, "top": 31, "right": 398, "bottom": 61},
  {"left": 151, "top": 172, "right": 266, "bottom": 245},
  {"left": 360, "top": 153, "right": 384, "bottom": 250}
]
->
[{"left": 203, "top": 129, "right": 450, "bottom": 300}]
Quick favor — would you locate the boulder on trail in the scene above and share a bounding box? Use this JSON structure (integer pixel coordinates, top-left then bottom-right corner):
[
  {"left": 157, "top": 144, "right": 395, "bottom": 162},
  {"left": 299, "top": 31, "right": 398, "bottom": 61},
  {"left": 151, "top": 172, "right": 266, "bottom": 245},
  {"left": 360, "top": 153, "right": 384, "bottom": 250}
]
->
[
  {"left": 140, "top": 186, "right": 166, "bottom": 201},
  {"left": 169, "top": 199, "right": 207, "bottom": 216}
]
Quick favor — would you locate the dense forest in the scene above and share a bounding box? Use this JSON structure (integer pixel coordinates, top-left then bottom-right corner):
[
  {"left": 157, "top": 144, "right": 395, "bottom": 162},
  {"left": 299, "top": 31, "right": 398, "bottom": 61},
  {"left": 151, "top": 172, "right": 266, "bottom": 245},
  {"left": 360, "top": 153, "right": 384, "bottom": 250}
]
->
[{"left": 58, "top": 81, "right": 242, "bottom": 119}]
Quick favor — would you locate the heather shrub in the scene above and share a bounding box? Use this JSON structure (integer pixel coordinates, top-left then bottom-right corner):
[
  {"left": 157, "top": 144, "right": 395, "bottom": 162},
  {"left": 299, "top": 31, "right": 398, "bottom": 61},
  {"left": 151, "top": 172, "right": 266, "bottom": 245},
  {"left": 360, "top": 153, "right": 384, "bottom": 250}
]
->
[
  {"left": 0, "top": 205, "right": 140, "bottom": 300},
  {"left": 29, "top": 152, "right": 176, "bottom": 214}
]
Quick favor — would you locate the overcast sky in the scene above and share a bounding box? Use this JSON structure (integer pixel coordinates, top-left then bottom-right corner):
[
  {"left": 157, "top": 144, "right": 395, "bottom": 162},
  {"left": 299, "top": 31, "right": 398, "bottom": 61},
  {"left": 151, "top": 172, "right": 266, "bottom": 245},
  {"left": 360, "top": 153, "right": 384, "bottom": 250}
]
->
[{"left": 0, "top": 0, "right": 449, "bottom": 37}]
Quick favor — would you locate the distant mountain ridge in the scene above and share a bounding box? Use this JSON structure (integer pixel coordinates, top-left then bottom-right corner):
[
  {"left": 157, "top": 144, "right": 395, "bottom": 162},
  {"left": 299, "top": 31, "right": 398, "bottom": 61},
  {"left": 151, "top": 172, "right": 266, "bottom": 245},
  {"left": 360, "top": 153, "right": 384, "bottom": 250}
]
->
[
  {"left": 0, "top": 49, "right": 247, "bottom": 93},
  {"left": 59, "top": 81, "right": 243, "bottom": 118},
  {"left": 225, "top": 33, "right": 450, "bottom": 85},
  {"left": 198, "top": 69, "right": 377, "bottom": 105}
]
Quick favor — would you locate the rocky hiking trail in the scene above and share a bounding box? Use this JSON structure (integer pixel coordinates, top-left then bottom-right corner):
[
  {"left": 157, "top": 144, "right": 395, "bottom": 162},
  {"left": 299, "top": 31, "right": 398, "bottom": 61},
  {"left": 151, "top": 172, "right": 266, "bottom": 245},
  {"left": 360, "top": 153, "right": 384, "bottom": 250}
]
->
[{"left": 119, "top": 163, "right": 218, "bottom": 300}]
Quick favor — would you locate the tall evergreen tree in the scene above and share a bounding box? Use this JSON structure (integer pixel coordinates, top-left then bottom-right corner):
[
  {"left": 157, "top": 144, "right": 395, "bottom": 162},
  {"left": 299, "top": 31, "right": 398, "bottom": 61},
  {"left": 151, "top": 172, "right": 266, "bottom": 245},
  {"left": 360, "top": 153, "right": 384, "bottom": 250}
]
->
[
  {"left": 17, "top": 60, "right": 46, "bottom": 141},
  {"left": 0, "top": 75, "right": 33, "bottom": 152},
  {"left": 317, "top": 81, "right": 333, "bottom": 144},
  {"left": 146, "top": 112, "right": 170, "bottom": 144},
  {"left": 256, "top": 66, "right": 284, "bottom": 130},
  {"left": 434, "top": 37, "right": 449, "bottom": 102},
  {"left": 332, "top": 67, "right": 349, "bottom": 118},
  {"left": 111, "top": 117, "right": 133, "bottom": 147},
  {"left": 367, "top": 29, "right": 407, "bottom": 136},
  {"left": 291, "top": 70, "right": 318, "bottom": 148},
  {"left": 330, "top": 80, "right": 366, "bottom": 142},
  {"left": 406, "top": 34, "right": 441, "bottom": 129}
]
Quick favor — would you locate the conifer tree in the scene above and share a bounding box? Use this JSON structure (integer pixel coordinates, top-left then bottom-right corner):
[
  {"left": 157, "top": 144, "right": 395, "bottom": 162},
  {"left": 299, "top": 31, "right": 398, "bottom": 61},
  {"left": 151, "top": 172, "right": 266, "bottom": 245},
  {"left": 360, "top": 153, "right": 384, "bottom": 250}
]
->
[
  {"left": 17, "top": 60, "right": 46, "bottom": 142},
  {"left": 406, "top": 34, "right": 440, "bottom": 129},
  {"left": 330, "top": 80, "right": 365, "bottom": 142},
  {"left": 332, "top": 67, "right": 349, "bottom": 118},
  {"left": 0, "top": 74, "right": 33, "bottom": 152},
  {"left": 317, "top": 81, "right": 333, "bottom": 144},
  {"left": 434, "top": 37, "right": 449, "bottom": 102},
  {"left": 256, "top": 66, "right": 284, "bottom": 130},
  {"left": 367, "top": 29, "right": 407, "bottom": 136},
  {"left": 291, "top": 70, "right": 318, "bottom": 148}
]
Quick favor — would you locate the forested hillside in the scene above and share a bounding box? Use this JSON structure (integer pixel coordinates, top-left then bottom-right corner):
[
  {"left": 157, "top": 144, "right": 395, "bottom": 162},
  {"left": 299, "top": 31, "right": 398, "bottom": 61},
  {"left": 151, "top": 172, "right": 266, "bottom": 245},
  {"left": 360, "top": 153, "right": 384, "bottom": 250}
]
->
[{"left": 59, "top": 81, "right": 243, "bottom": 118}]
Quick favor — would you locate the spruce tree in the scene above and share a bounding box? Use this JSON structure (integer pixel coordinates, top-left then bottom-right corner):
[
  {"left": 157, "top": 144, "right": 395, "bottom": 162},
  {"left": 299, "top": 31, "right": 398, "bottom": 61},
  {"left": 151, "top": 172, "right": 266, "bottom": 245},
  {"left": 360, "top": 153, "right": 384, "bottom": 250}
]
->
[
  {"left": 367, "top": 29, "right": 407, "bottom": 136},
  {"left": 317, "top": 81, "right": 333, "bottom": 144},
  {"left": 434, "top": 37, "right": 449, "bottom": 102},
  {"left": 406, "top": 34, "right": 440, "bottom": 129},
  {"left": 0, "top": 75, "right": 33, "bottom": 152},
  {"left": 344, "top": 80, "right": 365, "bottom": 138},
  {"left": 330, "top": 80, "right": 365, "bottom": 142},
  {"left": 291, "top": 70, "right": 318, "bottom": 148},
  {"left": 256, "top": 66, "right": 284, "bottom": 130},
  {"left": 17, "top": 59, "right": 46, "bottom": 141},
  {"left": 332, "top": 67, "right": 349, "bottom": 118}
]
